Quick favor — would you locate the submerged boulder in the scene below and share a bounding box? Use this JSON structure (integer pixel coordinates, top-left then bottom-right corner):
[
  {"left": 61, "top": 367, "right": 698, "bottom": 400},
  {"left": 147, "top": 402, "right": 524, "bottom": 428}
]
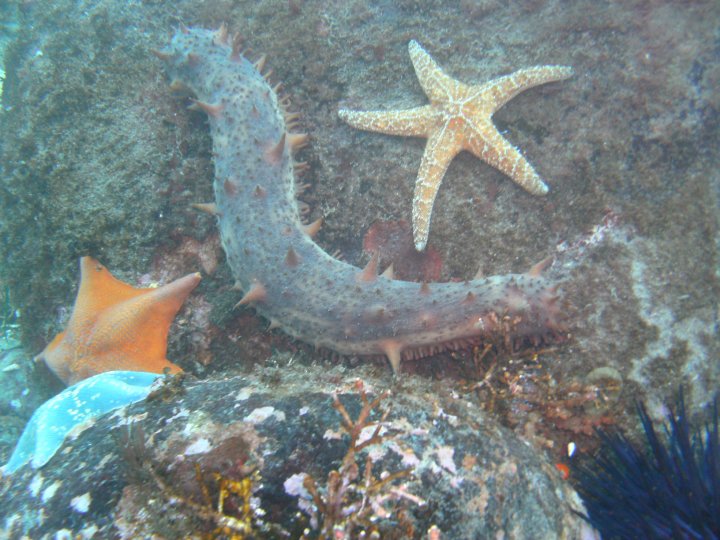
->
[{"left": 0, "top": 363, "right": 590, "bottom": 539}]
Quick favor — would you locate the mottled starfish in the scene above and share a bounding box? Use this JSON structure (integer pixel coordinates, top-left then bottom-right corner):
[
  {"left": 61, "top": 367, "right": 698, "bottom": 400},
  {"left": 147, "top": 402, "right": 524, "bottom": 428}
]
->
[{"left": 339, "top": 40, "right": 573, "bottom": 251}]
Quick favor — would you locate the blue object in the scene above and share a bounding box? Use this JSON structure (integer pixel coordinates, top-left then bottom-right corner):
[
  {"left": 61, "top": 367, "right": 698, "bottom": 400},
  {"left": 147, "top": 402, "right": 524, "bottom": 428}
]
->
[{"left": 2, "top": 370, "right": 162, "bottom": 474}]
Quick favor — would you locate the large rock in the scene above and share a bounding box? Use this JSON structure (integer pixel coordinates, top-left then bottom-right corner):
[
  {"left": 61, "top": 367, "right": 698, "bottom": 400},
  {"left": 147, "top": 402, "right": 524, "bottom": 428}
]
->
[
  {"left": 0, "top": 0, "right": 717, "bottom": 421},
  {"left": 0, "top": 364, "right": 589, "bottom": 539},
  {"left": 0, "top": 346, "right": 60, "bottom": 465},
  {"left": 0, "top": 0, "right": 717, "bottom": 535}
]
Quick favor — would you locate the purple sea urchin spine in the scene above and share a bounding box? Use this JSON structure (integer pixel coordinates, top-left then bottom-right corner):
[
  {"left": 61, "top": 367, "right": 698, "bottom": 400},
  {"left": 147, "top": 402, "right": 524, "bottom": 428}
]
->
[
  {"left": 160, "top": 27, "right": 566, "bottom": 373},
  {"left": 574, "top": 391, "right": 720, "bottom": 538}
]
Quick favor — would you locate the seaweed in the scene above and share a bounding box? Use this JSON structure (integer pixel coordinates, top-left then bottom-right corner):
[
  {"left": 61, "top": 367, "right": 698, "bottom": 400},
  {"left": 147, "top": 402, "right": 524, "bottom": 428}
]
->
[
  {"left": 117, "top": 422, "right": 281, "bottom": 540},
  {"left": 299, "top": 383, "right": 420, "bottom": 539}
]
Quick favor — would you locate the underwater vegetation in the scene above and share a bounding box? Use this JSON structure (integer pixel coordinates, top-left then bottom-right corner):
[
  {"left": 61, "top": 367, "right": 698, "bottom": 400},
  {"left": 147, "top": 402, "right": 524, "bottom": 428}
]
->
[
  {"left": 573, "top": 390, "right": 719, "bottom": 540},
  {"left": 115, "top": 381, "right": 418, "bottom": 539},
  {"left": 118, "top": 421, "right": 265, "bottom": 540},
  {"left": 298, "top": 386, "right": 418, "bottom": 539}
]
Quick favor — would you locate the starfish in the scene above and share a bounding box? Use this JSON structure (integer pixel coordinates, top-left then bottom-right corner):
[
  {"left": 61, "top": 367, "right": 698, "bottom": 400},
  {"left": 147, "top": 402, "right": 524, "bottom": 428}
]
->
[
  {"left": 3, "top": 370, "right": 163, "bottom": 473},
  {"left": 339, "top": 40, "right": 573, "bottom": 251},
  {"left": 36, "top": 256, "right": 201, "bottom": 385}
]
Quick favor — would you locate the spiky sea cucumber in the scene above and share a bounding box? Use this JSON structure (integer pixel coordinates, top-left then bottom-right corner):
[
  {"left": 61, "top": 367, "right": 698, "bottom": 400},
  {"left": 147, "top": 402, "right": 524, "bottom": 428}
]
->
[{"left": 159, "top": 26, "right": 566, "bottom": 374}]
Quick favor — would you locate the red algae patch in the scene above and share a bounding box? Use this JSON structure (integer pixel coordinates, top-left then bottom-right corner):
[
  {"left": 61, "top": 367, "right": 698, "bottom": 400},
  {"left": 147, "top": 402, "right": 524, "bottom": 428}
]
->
[{"left": 363, "top": 219, "right": 443, "bottom": 282}]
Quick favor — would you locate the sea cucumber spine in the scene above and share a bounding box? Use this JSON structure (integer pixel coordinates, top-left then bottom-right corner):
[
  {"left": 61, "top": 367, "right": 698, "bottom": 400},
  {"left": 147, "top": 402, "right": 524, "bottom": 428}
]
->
[{"left": 159, "top": 26, "right": 566, "bottom": 373}]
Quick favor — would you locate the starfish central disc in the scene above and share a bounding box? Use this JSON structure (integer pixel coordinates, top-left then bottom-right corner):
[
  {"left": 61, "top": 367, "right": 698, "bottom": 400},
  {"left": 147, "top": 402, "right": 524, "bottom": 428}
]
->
[
  {"left": 36, "top": 257, "right": 201, "bottom": 385},
  {"left": 339, "top": 40, "right": 573, "bottom": 251}
]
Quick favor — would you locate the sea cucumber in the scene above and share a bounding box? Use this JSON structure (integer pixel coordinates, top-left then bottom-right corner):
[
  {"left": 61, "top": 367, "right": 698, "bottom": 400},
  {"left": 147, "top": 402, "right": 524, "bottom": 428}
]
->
[{"left": 158, "top": 26, "right": 566, "bottom": 374}]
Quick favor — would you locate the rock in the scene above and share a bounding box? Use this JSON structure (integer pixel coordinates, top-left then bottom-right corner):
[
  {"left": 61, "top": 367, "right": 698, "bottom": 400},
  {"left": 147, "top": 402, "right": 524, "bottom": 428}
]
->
[
  {"left": 0, "top": 0, "right": 717, "bottom": 437},
  {"left": 0, "top": 346, "right": 60, "bottom": 465},
  {"left": 0, "top": 364, "right": 590, "bottom": 539}
]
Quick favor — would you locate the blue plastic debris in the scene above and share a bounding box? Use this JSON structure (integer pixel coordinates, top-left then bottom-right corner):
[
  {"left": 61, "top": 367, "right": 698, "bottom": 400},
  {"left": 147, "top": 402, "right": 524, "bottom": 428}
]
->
[{"left": 2, "top": 370, "right": 162, "bottom": 474}]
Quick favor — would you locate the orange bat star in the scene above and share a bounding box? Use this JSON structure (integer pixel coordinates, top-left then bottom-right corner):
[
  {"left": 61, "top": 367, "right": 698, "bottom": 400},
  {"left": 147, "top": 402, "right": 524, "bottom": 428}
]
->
[{"left": 37, "top": 256, "right": 201, "bottom": 385}]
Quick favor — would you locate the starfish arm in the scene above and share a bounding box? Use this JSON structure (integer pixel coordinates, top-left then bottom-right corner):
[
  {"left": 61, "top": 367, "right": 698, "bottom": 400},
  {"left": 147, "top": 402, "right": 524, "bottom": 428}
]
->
[
  {"left": 479, "top": 65, "right": 573, "bottom": 112},
  {"left": 93, "top": 272, "right": 201, "bottom": 361},
  {"left": 408, "top": 40, "right": 470, "bottom": 103},
  {"left": 465, "top": 125, "right": 549, "bottom": 195},
  {"left": 412, "top": 125, "right": 462, "bottom": 251},
  {"left": 338, "top": 105, "right": 437, "bottom": 137},
  {"left": 38, "top": 257, "right": 200, "bottom": 385}
]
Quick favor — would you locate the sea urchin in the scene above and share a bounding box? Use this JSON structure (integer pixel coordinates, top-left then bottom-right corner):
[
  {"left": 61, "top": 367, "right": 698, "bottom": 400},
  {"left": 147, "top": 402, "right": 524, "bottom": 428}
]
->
[{"left": 573, "top": 390, "right": 719, "bottom": 540}]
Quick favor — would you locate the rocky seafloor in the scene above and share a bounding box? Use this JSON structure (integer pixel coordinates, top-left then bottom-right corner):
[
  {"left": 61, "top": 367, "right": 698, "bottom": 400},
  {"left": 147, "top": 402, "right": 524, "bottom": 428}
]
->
[
  {"left": 0, "top": 362, "right": 591, "bottom": 538},
  {"left": 0, "top": 0, "right": 718, "bottom": 537}
]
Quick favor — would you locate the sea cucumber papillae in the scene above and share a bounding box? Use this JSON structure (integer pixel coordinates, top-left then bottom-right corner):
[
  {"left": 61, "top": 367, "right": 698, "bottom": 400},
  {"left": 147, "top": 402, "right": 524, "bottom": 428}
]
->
[{"left": 159, "top": 27, "right": 567, "bottom": 374}]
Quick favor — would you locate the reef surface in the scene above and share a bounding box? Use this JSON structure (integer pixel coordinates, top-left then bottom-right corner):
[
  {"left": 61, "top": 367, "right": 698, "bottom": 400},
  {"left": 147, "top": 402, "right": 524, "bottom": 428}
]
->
[
  {"left": 0, "top": 0, "right": 716, "bottom": 410},
  {"left": 0, "top": 0, "right": 718, "bottom": 534},
  {"left": 0, "top": 364, "right": 588, "bottom": 538}
]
